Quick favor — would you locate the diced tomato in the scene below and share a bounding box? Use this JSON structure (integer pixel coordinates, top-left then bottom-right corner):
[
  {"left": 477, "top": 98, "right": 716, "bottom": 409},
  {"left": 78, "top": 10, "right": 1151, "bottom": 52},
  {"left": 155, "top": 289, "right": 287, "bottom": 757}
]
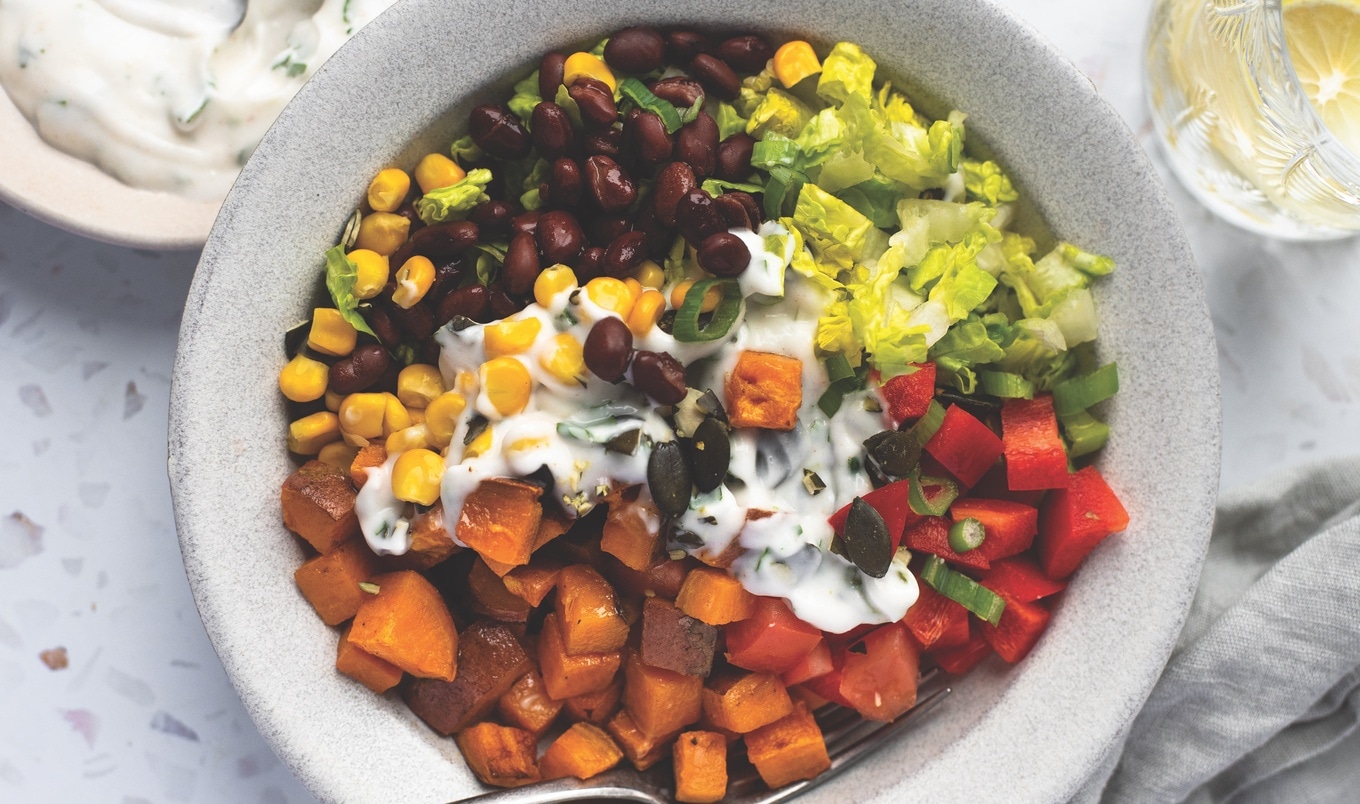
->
[
  {"left": 781, "top": 639, "right": 833, "bottom": 686},
  {"left": 980, "top": 557, "right": 1067, "bottom": 603},
  {"left": 725, "top": 597, "right": 824, "bottom": 673},
  {"left": 950, "top": 498, "right": 1038, "bottom": 563},
  {"left": 924, "top": 405, "right": 1004, "bottom": 488},
  {"left": 1001, "top": 396, "right": 1070, "bottom": 490},
  {"left": 933, "top": 630, "right": 993, "bottom": 675},
  {"left": 901, "top": 583, "right": 969, "bottom": 650},
  {"left": 877, "top": 363, "right": 937, "bottom": 425},
  {"left": 979, "top": 594, "right": 1051, "bottom": 663},
  {"left": 1037, "top": 465, "right": 1130, "bottom": 579},
  {"left": 901, "top": 516, "right": 991, "bottom": 571},
  {"left": 827, "top": 478, "right": 919, "bottom": 549},
  {"left": 837, "top": 623, "right": 919, "bottom": 722},
  {"left": 971, "top": 463, "right": 1047, "bottom": 507}
]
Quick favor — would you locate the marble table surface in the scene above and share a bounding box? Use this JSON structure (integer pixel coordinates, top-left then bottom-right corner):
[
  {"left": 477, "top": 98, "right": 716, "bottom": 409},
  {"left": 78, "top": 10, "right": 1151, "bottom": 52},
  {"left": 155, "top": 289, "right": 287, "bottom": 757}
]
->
[{"left": 2, "top": 1, "right": 1359, "bottom": 802}]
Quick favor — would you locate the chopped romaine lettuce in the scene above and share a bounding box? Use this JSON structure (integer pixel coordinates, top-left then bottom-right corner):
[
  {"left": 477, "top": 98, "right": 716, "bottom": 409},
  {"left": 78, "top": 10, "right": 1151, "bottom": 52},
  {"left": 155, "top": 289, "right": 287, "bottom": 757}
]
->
[
  {"left": 507, "top": 71, "right": 541, "bottom": 124},
  {"left": 792, "top": 183, "right": 887, "bottom": 270},
  {"left": 962, "top": 159, "right": 1019, "bottom": 205},
  {"left": 416, "top": 168, "right": 493, "bottom": 224},
  {"left": 324, "top": 246, "right": 377, "bottom": 338},
  {"left": 817, "top": 42, "right": 876, "bottom": 105},
  {"left": 747, "top": 88, "right": 815, "bottom": 139},
  {"left": 714, "top": 102, "right": 750, "bottom": 139}
]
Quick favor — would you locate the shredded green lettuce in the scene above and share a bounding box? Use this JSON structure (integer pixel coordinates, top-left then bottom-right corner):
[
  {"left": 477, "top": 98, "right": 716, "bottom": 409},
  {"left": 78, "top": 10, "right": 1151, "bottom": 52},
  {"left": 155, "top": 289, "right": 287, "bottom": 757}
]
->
[
  {"left": 962, "top": 160, "right": 1019, "bottom": 206},
  {"left": 416, "top": 168, "right": 493, "bottom": 224},
  {"left": 817, "top": 42, "right": 877, "bottom": 105},
  {"left": 747, "top": 88, "right": 814, "bottom": 139},
  {"left": 449, "top": 134, "right": 483, "bottom": 164},
  {"left": 714, "top": 102, "right": 750, "bottom": 139},
  {"left": 792, "top": 183, "right": 887, "bottom": 270},
  {"left": 507, "top": 71, "right": 541, "bottom": 124},
  {"left": 323, "top": 246, "right": 377, "bottom": 337}
]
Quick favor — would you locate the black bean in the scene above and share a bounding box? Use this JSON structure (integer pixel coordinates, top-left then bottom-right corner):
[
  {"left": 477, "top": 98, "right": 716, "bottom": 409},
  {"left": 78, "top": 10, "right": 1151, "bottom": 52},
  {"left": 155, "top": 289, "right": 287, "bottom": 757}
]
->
[
  {"left": 726, "top": 190, "right": 762, "bottom": 227},
  {"left": 697, "top": 232, "right": 751, "bottom": 277},
  {"left": 469, "top": 104, "right": 532, "bottom": 159},
  {"left": 535, "top": 210, "right": 585, "bottom": 266},
  {"left": 544, "top": 157, "right": 583, "bottom": 208},
  {"left": 665, "top": 31, "right": 712, "bottom": 64},
  {"left": 633, "top": 199, "right": 674, "bottom": 258},
  {"left": 576, "top": 246, "right": 605, "bottom": 282},
  {"left": 632, "top": 351, "right": 688, "bottom": 406},
  {"left": 583, "top": 316, "right": 633, "bottom": 382},
  {"left": 328, "top": 343, "right": 390, "bottom": 394},
  {"left": 602, "top": 231, "right": 649, "bottom": 278},
  {"left": 584, "top": 155, "right": 637, "bottom": 212},
  {"left": 367, "top": 304, "right": 401, "bottom": 347},
  {"left": 628, "top": 111, "right": 673, "bottom": 166},
  {"left": 429, "top": 258, "right": 467, "bottom": 302},
  {"left": 675, "top": 111, "right": 718, "bottom": 178},
  {"left": 582, "top": 127, "right": 622, "bottom": 158},
  {"left": 718, "top": 35, "right": 775, "bottom": 73},
  {"left": 688, "top": 54, "right": 741, "bottom": 101},
  {"left": 587, "top": 214, "right": 633, "bottom": 248},
  {"left": 388, "top": 241, "right": 417, "bottom": 275},
  {"left": 604, "top": 26, "right": 666, "bottom": 73},
  {"left": 531, "top": 102, "right": 575, "bottom": 160},
  {"left": 647, "top": 441, "right": 693, "bottom": 518},
  {"left": 437, "top": 283, "right": 491, "bottom": 325},
  {"left": 411, "top": 220, "right": 479, "bottom": 261},
  {"left": 568, "top": 77, "right": 618, "bottom": 130},
  {"left": 844, "top": 497, "right": 892, "bottom": 578},
  {"left": 713, "top": 194, "right": 755, "bottom": 230},
  {"left": 392, "top": 300, "right": 436, "bottom": 340},
  {"left": 510, "top": 210, "right": 541, "bottom": 237},
  {"left": 676, "top": 189, "right": 726, "bottom": 248},
  {"left": 504, "top": 232, "right": 541, "bottom": 296},
  {"left": 649, "top": 76, "right": 706, "bottom": 109},
  {"left": 653, "top": 161, "right": 698, "bottom": 228},
  {"left": 687, "top": 417, "right": 731, "bottom": 493},
  {"left": 488, "top": 281, "right": 522, "bottom": 319},
  {"left": 715, "top": 133, "right": 756, "bottom": 181},
  {"left": 469, "top": 200, "right": 514, "bottom": 238},
  {"left": 539, "top": 52, "right": 567, "bottom": 101}
]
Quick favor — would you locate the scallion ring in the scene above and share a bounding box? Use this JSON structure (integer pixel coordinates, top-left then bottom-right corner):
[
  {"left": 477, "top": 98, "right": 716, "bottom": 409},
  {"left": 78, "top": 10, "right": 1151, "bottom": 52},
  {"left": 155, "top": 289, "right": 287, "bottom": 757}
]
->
[
  {"left": 672, "top": 278, "right": 743, "bottom": 343},
  {"left": 948, "top": 517, "right": 986, "bottom": 553}
]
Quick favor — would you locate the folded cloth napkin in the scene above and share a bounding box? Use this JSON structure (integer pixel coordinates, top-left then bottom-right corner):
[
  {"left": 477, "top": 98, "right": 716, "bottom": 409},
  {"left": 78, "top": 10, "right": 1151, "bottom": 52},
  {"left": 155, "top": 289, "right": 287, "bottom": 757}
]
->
[{"left": 1072, "top": 457, "right": 1360, "bottom": 803}]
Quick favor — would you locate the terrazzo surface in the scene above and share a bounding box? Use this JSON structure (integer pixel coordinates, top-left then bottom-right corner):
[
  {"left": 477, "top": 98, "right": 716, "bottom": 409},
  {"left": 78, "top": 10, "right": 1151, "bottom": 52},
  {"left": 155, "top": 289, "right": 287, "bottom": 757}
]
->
[{"left": 1, "top": 0, "right": 1356, "bottom": 801}]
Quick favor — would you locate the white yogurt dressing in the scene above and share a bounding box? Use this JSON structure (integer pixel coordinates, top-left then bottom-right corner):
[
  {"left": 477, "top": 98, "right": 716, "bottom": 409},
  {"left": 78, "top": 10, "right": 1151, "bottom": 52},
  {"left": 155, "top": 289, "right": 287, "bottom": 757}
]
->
[{"left": 0, "top": 0, "right": 396, "bottom": 199}]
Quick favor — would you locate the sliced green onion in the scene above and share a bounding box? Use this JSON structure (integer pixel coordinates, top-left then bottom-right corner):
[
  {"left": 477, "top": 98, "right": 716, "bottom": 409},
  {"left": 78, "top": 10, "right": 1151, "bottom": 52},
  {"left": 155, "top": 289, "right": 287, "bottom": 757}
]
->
[
  {"left": 948, "top": 517, "right": 986, "bottom": 553},
  {"left": 762, "top": 166, "right": 807, "bottom": 220},
  {"left": 673, "top": 278, "right": 743, "bottom": 342},
  {"left": 1052, "top": 362, "right": 1119, "bottom": 416},
  {"left": 750, "top": 138, "right": 804, "bottom": 170},
  {"left": 920, "top": 555, "right": 1006, "bottom": 625},
  {"left": 618, "top": 77, "right": 684, "bottom": 132},
  {"left": 909, "top": 475, "right": 959, "bottom": 516},
  {"left": 701, "top": 178, "right": 765, "bottom": 197},
  {"left": 1060, "top": 409, "right": 1110, "bottom": 458},
  {"left": 909, "top": 399, "right": 948, "bottom": 447},
  {"left": 978, "top": 370, "right": 1034, "bottom": 400},
  {"left": 817, "top": 353, "right": 862, "bottom": 417}
]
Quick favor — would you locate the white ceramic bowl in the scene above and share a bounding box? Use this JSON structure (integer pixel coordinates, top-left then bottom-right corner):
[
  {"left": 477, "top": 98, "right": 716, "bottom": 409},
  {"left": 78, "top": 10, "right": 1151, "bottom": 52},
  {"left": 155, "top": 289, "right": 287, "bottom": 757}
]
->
[{"left": 170, "top": 1, "right": 1222, "bottom": 801}]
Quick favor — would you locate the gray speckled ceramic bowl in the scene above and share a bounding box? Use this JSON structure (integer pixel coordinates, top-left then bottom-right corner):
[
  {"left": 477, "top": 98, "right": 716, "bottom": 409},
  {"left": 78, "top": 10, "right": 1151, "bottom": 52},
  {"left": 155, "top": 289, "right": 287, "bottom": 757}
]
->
[{"left": 169, "top": 0, "right": 1221, "bottom": 801}]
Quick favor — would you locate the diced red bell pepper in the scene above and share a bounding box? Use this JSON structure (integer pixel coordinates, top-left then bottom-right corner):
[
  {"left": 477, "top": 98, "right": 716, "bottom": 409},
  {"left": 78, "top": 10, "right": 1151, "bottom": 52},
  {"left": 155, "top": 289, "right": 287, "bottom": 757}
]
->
[
  {"left": 934, "top": 603, "right": 971, "bottom": 649},
  {"left": 950, "top": 498, "right": 1038, "bottom": 563},
  {"left": 901, "top": 516, "right": 991, "bottom": 571},
  {"left": 933, "top": 630, "right": 993, "bottom": 675},
  {"left": 901, "top": 582, "right": 970, "bottom": 649},
  {"left": 781, "top": 639, "right": 833, "bottom": 686},
  {"left": 1001, "top": 396, "right": 1070, "bottom": 491},
  {"left": 725, "top": 597, "right": 824, "bottom": 673},
  {"left": 971, "top": 463, "right": 1048, "bottom": 508},
  {"left": 979, "top": 594, "right": 1051, "bottom": 663},
  {"left": 827, "top": 478, "right": 919, "bottom": 549},
  {"left": 923, "top": 405, "right": 1004, "bottom": 488},
  {"left": 1037, "top": 465, "right": 1130, "bottom": 579},
  {"left": 877, "top": 363, "right": 937, "bottom": 426},
  {"left": 801, "top": 664, "right": 851, "bottom": 707},
  {"left": 837, "top": 623, "right": 919, "bottom": 722},
  {"left": 980, "top": 557, "right": 1067, "bottom": 603}
]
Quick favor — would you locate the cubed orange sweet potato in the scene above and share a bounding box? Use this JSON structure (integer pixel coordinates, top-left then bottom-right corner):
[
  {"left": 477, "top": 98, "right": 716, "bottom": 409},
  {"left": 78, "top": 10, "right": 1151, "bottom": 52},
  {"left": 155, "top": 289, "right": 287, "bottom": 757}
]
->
[
  {"left": 676, "top": 566, "right": 757, "bottom": 625},
  {"left": 623, "top": 652, "right": 703, "bottom": 738},
  {"left": 606, "top": 710, "right": 674, "bottom": 771},
  {"left": 640, "top": 597, "right": 718, "bottom": 677},
  {"left": 348, "top": 571, "right": 457, "bottom": 681},
  {"left": 600, "top": 493, "right": 661, "bottom": 571},
  {"left": 534, "top": 508, "right": 572, "bottom": 551},
  {"left": 607, "top": 555, "right": 696, "bottom": 600},
  {"left": 281, "top": 460, "right": 360, "bottom": 554},
  {"left": 294, "top": 538, "right": 378, "bottom": 626},
  {"left": 501, "top": 560, "right": 563, "bottom": 607},
  {"left": 555, "top": 565, "right": 630, "bottom": 656},
  {"left": 386, "top": 502, "right": 461, "bottom": 571},
  {"left": 467, "top": 557, "right": 532, "bottom": 622},
  {"left": 702, "top": 671, "right": 794, "bottom": 734},
  {"left": 725, "top": 350, "right": 803, "bottom": 431},
  {"left": 454, "top": 722, "right": 540, "bottom": 788},
  {"left": 539, "top": 722, "right": 623, "bottom": 781},
  {"left": 403, "top": 621, "right": 532, "bottom": 735},
  {"left": 497, "top": 670, "right": 562, "bottom": 737},
  {"left": 350, "top": 443, "right": 387, "bottom": 488},
  {"left": 565, "top": 678, "right": 621, "bottom": 724},
  {"left": 539, "top": 613, "right": 621, "bottom": 701},
  {"left": 745, "top": 702, "right": 831, "bottom": 788},
  {"left": 673, "top": 731, "right": 728, "bottom": 804},
  {"left": 336, "top": 625, "right": 403, "bottom": 693},
  {"left": 455, "top": 478, "right": 544, "bottom": 569}
]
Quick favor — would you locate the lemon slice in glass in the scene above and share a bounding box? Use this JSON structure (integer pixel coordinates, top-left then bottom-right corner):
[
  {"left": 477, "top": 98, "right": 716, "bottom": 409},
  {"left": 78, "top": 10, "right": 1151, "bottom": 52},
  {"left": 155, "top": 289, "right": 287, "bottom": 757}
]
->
[{"left": 1284, "top": 0, "right": 1360, "bottom": 155}]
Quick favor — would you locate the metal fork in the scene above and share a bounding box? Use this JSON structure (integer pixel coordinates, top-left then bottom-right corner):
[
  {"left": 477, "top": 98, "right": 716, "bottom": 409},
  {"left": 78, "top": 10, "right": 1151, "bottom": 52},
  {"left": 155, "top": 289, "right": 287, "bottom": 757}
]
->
[{"left": 450, "top": 670, "right": 950, "bottom": 804}]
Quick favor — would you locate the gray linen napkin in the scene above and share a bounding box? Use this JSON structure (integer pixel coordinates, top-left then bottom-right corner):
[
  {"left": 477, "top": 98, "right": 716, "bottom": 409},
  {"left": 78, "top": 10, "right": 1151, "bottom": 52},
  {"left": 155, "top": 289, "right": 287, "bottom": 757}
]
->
[{"left": 1072, "top": 457, "right": 1360, "bottom": 803}]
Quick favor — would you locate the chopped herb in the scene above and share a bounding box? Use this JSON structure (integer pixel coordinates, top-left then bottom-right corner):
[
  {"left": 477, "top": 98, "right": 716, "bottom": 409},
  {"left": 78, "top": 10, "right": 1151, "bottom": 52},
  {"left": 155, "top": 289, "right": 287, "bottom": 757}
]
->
[{"left": 847, "top": 456, "right": 862, "bottom": 474}]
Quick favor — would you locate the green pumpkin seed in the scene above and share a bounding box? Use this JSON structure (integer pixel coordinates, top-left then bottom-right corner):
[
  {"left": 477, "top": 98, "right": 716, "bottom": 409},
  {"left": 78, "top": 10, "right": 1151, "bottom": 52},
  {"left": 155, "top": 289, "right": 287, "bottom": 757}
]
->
[
  {"left": 687, "top": 418, "right": 731, "bottom": 493},
  {"left": 843, "top": 497, "right": 892, "bottom": 578},
  {"left": 648, "top": 441, "right": 692, "bottom": 518},
  {"left": 864, "top": 430, "right": 922, "bottom": 478}
]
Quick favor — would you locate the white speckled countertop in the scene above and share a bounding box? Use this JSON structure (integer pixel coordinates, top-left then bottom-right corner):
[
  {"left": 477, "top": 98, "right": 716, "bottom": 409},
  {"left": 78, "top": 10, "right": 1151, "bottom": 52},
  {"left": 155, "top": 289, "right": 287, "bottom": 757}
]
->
[{"left": 1, "top": 2, "right": 1357, "bottom": 802}]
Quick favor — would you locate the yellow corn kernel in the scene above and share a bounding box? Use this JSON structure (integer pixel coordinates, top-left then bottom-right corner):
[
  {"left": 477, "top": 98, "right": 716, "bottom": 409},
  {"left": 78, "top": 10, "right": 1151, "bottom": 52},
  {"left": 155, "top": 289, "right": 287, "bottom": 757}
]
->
[
  {"left": 533, "top": 264, "right": 578, "bottom": 308},
  {"left": 481, "top": 357, "right": 533, "bottom": 416},
  {"left": 278, "top": 354, "right": 329, "bottom": 402},
  {"left": 484, "top": 316, "right": 543, "bottom": 358},
  {"left": 349, "top": 249, "right": 390, "bottom": 300},
  {"left": 563, "top": 51, "right": 617, "bottom": 92},
  {"left": 367, "top": 168, "right": 411, "bottom": 213},
  {"left": 424, "top": 391, "right": 468, "bottom": 448},
  {"left": 324, "top": 389, "right": 343, "bottom": 412},
  {"left": 386, "top": 423, "right": 432, "bottom": 454},
  {"left": 383, "top": 393, "right": 412, "bottom": 435},
  {"left": 670, "top": 279, "right": 721, "bottom": 313},
  {"left": 584, "top": 277, "right": 635, "bottom": 317},
  {"left": 463, "top": 424, "right": 493, "bottom": 459},
  {"left": 392, "top": 255, "right": 435, "bottom": 309},
  {"left": 397, "top": 364, "right": 444, "bottom": 409},
  {"left": 454, "top": 370, "right": 477, "bottom": 395},
  {"left": 317, "top": 441, "right": 359, "bottom": 470},
  {"left": 415, "top": 153, "right": 466, "bottom": 194},
  {"left": 773, "top": 40, "right": 822, "bottom": 88},
  {"left": 623, "top": 277, "right": 644, "bottom": 305},
  {"left": 408, "top": 407, "right": 426, "bottom": 425},
  {"left": 355, "top": 212, "right": 410, "bottom": 256},
  {"left": 288, "top": 411, "right": 341, "bottom": 455},
  {"left": 539, "top": 333, "right": 585, "bottom": 384},
  {"left": 508, "top": 436, "right": 548, "bottom": 453},
  {"left": 307, "top": 308, "right": 358, "bottom": 357},
  {"left": 626, "top": 290, "right": 667, "bottom": 336},
  {"left": 338, "top": 392, "right": 387, "bottom": 439},
  {"left": 633, "top": 260, "right": 665, "bottom": 290},
  {"left": 391, "top": 449, "right": 444, "bottom": 505}
]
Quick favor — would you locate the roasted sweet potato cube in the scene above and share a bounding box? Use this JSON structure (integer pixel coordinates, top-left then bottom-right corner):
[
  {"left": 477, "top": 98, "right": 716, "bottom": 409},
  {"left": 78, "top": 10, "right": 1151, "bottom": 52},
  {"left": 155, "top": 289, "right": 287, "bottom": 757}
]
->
[
  {"left": 725, "top": 351, "right": 803, "bottom": 431},
  {"left": 403, "top": 622, "right": 531, "bottom": 735},
  {"left": 501, "top": 560, "right": 563, "bottom": 607},
  {"left": 600, "top": 494, "right": 661, "bottom": 571},
  {"left": 534, "top": 508, "right": 572, "bottom": 551},
  {"left": 538, "top": 613, "right": 621, "bottom": 701},
  {"left": 641, "top": 597, "right": 717, "bottom": 677},
  {"left": 350, "top": 443, "right": 387, "bottom": 489},
  {"left": 281, "top": 460, "right": 359, "bottom": 553},
  {"left": 608, "top": 555, "right": 697, "bottom": 600},
  {"left": 745, "top": 702, "right": 831, "bottom": 788},
  {"left": 676, "top": 566, "right": 756, "bottom": 625},
  {"left": 702, "top": 671, "right": 794, "bottom": 734},
  {"left": 674, "top": 731, "right": 728, "bottom": 804},
  {"left": 467, "top": 557, "right": 532, "bottom": 622},
  {"left": 539, "top": 722, "right": 623, "bottom": 781},
  {"left": 336, "top": 626, "right": 403, "bottom": 693},
  {"left": 497, "top": 670, "right": 562, "bottom": 737},
  {"left": 386, "top": 502, "right": 461, "bottom": 571},
  {"left": 455, "top": 478, "right": 543, "bottom": 569},
  {"left": 623, "top": 652, "right": 703, "bottom": 738},
  {"left": 606, "top": 710, "right": 674, "bottom": 771},
  {"left": 455, "top": 722, "right": 540, "bottom": 789},
  {"left": 349, "top": 571, "right": 457, "bottom": 681},
  {"left": 564, "top": 678, "right": 621, "bottom": 724},
  {"left": 555, "top": 565, "right": 630, "bottom": 656},
  {"left": 294, "top": 538, "right": 378, "bottom": 625}
]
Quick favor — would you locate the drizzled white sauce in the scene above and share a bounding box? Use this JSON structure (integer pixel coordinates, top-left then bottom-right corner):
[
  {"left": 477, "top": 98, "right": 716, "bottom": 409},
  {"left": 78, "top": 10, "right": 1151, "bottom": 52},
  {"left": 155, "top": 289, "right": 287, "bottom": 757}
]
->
[{"left": 0, "top": 0, "right": 396, "bottom": 199}]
